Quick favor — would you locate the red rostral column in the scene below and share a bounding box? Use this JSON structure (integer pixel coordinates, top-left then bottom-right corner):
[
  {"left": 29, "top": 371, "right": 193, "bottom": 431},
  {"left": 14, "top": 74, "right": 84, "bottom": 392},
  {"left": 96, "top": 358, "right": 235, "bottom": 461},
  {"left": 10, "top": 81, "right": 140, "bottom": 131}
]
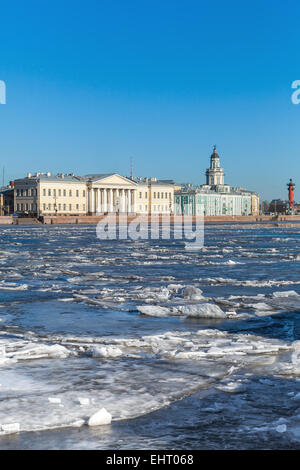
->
[{"left": 287, "top": 179, "right": 295, "bottom": 209}]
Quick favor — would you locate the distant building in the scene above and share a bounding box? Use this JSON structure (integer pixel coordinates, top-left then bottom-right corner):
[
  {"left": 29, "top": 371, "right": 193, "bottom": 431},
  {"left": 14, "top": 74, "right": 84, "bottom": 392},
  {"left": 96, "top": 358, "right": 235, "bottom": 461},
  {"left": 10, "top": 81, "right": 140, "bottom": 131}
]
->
[
  {"left": 132, "top": 177, "right": 175, "bottom": 215},
  {"left": 0, "top": 184, "right": 14, "bottom": 215},
  {"left": 13, "top": 172, "right": 174, "bottom": 216},
  {"left": 175, "top": 147, "right": 259, "bottom": 216},
  {"left": 269, "top": 199, "right": 288, "bottom": 214}
]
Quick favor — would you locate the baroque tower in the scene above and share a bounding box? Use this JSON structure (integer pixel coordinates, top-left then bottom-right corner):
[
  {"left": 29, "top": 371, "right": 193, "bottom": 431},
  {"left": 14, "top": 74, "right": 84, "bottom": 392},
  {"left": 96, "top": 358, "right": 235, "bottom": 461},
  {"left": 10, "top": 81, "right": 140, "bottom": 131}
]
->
[{"left": 205, "top": 145, "right": 225, "bottom": 186}]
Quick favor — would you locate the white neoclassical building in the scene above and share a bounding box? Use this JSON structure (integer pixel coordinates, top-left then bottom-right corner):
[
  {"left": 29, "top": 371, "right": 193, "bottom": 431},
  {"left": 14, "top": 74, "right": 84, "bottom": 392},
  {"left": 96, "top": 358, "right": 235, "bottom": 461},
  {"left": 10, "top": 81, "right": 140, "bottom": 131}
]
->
[{"left": 86, "top": 173, "right": 138, "bottom": 215}]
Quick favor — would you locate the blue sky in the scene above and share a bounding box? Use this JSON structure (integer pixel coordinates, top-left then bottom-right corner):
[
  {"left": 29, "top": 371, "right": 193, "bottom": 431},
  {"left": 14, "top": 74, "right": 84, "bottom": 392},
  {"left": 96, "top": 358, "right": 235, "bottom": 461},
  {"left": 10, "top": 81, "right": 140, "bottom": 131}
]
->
[{"left": 0, "top": 0, "right": 300, "bottom": 200}]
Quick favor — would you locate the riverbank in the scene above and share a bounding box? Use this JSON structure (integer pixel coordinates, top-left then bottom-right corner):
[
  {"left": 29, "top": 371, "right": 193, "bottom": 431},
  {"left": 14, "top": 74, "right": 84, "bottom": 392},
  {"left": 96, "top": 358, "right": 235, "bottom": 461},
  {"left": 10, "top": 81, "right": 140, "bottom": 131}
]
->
[{"left": 1, "top": 214, "right": 300, "bottom": 225}]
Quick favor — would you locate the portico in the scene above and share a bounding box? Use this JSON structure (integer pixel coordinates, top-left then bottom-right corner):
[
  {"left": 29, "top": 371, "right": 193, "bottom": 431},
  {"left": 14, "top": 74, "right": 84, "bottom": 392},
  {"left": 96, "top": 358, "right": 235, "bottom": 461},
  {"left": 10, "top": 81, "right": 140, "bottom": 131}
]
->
[{"left": 86, "top": 174, "right": 137, "bottom": 215}]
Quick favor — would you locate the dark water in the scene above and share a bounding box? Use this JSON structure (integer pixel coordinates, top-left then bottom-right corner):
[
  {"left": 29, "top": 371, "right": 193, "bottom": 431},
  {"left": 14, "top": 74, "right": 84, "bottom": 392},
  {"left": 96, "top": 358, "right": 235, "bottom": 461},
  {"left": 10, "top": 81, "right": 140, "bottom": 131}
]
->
[{"left": 0, "top": 224, "right": 300, "bottom": 449}]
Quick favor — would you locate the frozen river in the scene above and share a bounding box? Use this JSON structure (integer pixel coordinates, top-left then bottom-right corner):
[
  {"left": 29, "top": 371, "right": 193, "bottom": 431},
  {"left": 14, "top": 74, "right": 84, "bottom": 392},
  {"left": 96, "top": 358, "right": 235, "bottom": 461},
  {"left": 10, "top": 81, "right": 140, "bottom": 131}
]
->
[{"left": 0, "top": 223, "right": 300, "bottom": 449}]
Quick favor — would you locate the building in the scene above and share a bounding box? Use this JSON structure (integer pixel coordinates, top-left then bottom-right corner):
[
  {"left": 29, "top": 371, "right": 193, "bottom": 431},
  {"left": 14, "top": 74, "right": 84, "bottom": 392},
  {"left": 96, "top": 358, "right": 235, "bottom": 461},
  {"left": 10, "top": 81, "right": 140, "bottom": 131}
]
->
[
  {"left": 269, "top": 199, "right": 288, "bottom": 214},
  {"left": 14, "top": 172, "right": 174, "bottom": 216},
  {"left": 85, "top": 173, "right": 137, "bottom": 214},
  {"left": 133, "top": 177, "right": 175, "bottom": 215},
  {"left": 0, "top": 185, "right": 14, "bottom": 215},
  {"left": 175, "top": 146, "right": 259, "bottom": 216},
  {"left": 14, "top": 173, "right": 88, "bottom": 216}
]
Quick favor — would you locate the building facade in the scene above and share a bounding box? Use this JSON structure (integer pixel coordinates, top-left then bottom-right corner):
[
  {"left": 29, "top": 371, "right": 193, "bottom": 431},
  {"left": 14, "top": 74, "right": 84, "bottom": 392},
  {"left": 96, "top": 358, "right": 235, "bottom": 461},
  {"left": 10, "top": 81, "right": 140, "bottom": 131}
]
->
[
  {"left": 13, "top": 172, "right": 174, "bottom": 216},
  {"left": 134, "top": 177, "right": 174, "bottom": 215},
  {"left": 14, "top": 173, "right": 88, "bottom": 216},
  {"left": 175, "top": 147, "right": 259, "bottom": 216}
]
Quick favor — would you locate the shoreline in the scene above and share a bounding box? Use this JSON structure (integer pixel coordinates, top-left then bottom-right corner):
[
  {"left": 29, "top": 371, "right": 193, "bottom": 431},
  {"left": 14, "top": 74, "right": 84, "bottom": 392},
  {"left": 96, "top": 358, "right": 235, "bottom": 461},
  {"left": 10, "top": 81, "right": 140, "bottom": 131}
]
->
[{"left": 1, "top": 214, "right": 300, "bottom": 226}]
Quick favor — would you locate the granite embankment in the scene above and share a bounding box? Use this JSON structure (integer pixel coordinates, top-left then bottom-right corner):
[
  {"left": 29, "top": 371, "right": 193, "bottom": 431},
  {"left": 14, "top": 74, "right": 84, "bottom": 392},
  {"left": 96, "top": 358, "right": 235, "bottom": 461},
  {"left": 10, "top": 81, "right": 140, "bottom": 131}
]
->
[{"left": 1, "top": 214, "right": 300, "bottom": 225}]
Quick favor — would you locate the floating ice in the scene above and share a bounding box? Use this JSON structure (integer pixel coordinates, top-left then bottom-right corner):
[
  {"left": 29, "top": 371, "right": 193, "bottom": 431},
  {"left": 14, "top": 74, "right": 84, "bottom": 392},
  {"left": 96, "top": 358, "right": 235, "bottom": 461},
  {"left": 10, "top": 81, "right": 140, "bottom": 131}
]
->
[
  {"left": 0, "top": 423, "right": 20, "bottom": 434},
  {"left": 92, "top": 346, "right": 123, "bottom": 358},
  {"left": 78, "top": 398, "right": 90, "bottom": 406},
  {"left": 182, "top": 286, "right": 204, "bottom": 300},
  {"left": 48, "top": 397, "right": 62, "bottom": 404},
  {"left": 88, "top": 408, "right": 112, "bottom": 426},
  {"left": 178, "top": 303, "right": 226, "bottom": 319},
  {"left": 137, "top": 305, "right": 171, "bottom": 317},
  {"left": 276, "top": 424, "right": 287, "bottom": 433},
  {"left": 272, "top": 290, "right": 299, "bottom": 298}
]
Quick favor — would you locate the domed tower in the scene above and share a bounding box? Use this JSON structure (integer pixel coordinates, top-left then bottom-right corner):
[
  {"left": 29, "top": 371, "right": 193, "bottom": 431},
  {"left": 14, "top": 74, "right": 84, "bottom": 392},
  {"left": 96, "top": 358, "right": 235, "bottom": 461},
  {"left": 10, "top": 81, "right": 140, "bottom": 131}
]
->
[{"left": 205, "top": 145, "right": 225, "bottom": 186}]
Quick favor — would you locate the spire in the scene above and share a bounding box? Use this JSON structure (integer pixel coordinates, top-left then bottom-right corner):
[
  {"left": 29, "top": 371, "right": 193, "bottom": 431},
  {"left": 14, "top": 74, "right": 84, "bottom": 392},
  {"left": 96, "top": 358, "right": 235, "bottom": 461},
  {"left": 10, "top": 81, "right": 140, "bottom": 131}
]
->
[{"left": 211, "top": 145, "right": 219, "bottom": 158}]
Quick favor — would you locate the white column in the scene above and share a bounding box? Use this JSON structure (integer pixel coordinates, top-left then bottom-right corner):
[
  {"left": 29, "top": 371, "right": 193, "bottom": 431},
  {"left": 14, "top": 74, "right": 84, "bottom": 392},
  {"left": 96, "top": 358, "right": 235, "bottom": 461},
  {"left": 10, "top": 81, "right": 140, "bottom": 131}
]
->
[
  {"left": 127, "top": 189, "right": 131, "bottom": 213},
  {"left": 121, "top": 189, "right": 126, "bottom": 213},
  {"left": 96, "top": 189, "right": 101, "bottom": 214},
  {"left": 103, "top": 189, "right": 107, "bottom": 213},
  {"left": 109, "top": 188, "right": 113, "bottom": 212},
  {"left": 115, "top": 189, "right": 119, "bottom": 212},
  {"left": 91, "top": 189, "right": 95, "bottom": 214},
  {"left": 132, "top": 190, "right": 136, "bottom": 214}
]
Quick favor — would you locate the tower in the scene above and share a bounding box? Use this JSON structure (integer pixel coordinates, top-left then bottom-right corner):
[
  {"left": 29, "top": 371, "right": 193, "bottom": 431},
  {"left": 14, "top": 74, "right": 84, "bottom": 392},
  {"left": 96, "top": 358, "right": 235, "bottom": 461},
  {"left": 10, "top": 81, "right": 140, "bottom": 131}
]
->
[
  {"left": 205, "top": 145, "right": 225, "bottom": 186},
  {"left": 287, "top": 178, "right": 295, "bottom": 210}
]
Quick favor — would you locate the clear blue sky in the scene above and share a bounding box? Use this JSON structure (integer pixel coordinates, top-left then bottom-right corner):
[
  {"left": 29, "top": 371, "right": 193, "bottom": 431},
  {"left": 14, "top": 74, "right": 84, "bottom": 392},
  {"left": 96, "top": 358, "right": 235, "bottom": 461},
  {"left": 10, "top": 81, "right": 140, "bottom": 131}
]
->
[{"left": 0, "top": 0, "right": 300, "bottom": 200}]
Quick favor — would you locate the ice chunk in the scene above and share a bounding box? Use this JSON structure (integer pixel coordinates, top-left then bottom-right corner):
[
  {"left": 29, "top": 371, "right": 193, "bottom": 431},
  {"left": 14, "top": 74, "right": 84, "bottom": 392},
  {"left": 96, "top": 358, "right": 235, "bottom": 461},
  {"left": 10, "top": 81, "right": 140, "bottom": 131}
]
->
[
  {"left": 0, "top": 422, "right": 20, "bottom": 434},
  {"left": 276, "top": 424, "right": 287, "bottom": 433},
  {"left": 92, "top": 346, "right": 123, "bottom": 358},
  {"left": 179, "top": 303, "right": 226, "bottom": 319},
  {"left": 272, "top": 290, "right": 299, "bottom": 298},
  {"left": 88, "top": 408, "right": 112, "bottom": 426},
  {"left": 182, "top": 286, "right": 204, "bottom": 300},
  {"left": 78, "top": 398, "right": 90, "bottom": 406},
  {"left": 48, "top": 397, "right": 61, "bottom": 404},
  {"left": 137, "top": 305, "right": 171, "bottom": 317}
]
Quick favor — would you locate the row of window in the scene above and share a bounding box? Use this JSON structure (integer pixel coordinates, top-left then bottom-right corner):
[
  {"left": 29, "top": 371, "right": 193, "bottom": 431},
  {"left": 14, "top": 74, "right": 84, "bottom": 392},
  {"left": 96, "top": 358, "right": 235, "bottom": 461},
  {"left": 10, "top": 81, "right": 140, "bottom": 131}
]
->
[
  {"left": 153, "top": 192, "right": 172, "bottom": 199},
  {"left": 43, "top": 203, "right": 86, "bottom": 211},
  {"left": 16, "top": 189, "right": 37, "bottom": 197},
  {"left": 16, "top": 203, "right": 37, "bottom": 211},
  {"left": 16, "top": 203, "right": 86, "bottom": 212},
  {"left": 137, "top": 192, "right": 172, "bottom": 199},
  {"left": 42, "top": 189, "right": 86, "bottom": 197},
  {"left": 16, "top": 188, "right": 86, "bottom": 197}
]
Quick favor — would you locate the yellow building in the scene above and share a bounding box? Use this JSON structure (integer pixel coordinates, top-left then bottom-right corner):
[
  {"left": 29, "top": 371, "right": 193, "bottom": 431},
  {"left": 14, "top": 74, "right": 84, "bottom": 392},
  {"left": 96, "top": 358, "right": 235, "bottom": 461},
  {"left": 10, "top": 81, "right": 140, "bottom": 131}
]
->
[
  {"left": 135, "top": 177, "right": 175, "bottom": 215},
  {"left": 14, "top": 173, "right": 87, "bottom": 216},
  {"left": 251, "top": 193, "right": 260, "bottom": 216},
  {"left": 14, "top": 172, "right": 175, "bottom": 217}
]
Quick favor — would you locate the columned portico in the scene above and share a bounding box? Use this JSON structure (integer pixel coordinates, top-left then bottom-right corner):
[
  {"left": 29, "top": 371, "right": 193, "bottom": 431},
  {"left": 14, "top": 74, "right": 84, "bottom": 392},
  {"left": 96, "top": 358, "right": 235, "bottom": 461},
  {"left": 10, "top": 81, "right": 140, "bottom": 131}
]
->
[{"left": 86, "top": 173, "right": 137, "bottom": 215}]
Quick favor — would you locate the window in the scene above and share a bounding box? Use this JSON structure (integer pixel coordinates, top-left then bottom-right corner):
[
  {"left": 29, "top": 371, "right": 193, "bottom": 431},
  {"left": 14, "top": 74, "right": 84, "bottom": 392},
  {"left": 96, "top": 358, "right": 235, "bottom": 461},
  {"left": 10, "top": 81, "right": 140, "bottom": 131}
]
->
[
  {"left": 83, "top": 190, "right": 86, "bottom": 197},
  {"left": 76, "top": 204, "right": 79, "bottom": 210},
  {"left": 48, "top": 189, "right": 51, "bottom": 196},
  {"left": 139, "top": 192, "right": 142, "bottom": 198},
  {"left": 63, "top": 204, "right": 66, "bottom": 211},
  {"left": 53, "top": 189, "right": 56, "bottom": 197},
  {"left": 48, "top": 204, "right": 51, "bottom": 210},
  {"left": 20, "top": 189, "right": 23, "bottom": 196},
  {"left": 145, "top": 192, "right": 147, "bottom": 199},
  {"left": 157, "top": 192, "right": 160, "bottom": 199},
  {"left": 154, "top": 192, "right": 156, "bottom": 198},
  {"left": 169, "top": 192, "right": 171, "bottom": 199},
  {"left": 165, "top": 192, "right": 167, "bottom": 199},
  {"left": 43, "top": 189, "right": 46, "bottom": 196},
  {"left": 63, "top": 189, "right": 66, "bottom": 197},
  {"left": 69, "top": 204, "right": 72, "bottom": 211},
  {"left": 76, "top": 190, "right": 79, "bottom": 197},
  {"left": 83, "top": 204, "right": 85, "bottom": 211},
  {"left": 69, "top": 190, "right": 72, "bottom": 197},
  {"left": 16, "top": 189, "right": 19, "bottom": 196},
  {"left": 58, "top": 204, "right": 61, "bottom": 211},
  {"left": 58, "top": 189, "right": 61, "bottom": 197}
]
